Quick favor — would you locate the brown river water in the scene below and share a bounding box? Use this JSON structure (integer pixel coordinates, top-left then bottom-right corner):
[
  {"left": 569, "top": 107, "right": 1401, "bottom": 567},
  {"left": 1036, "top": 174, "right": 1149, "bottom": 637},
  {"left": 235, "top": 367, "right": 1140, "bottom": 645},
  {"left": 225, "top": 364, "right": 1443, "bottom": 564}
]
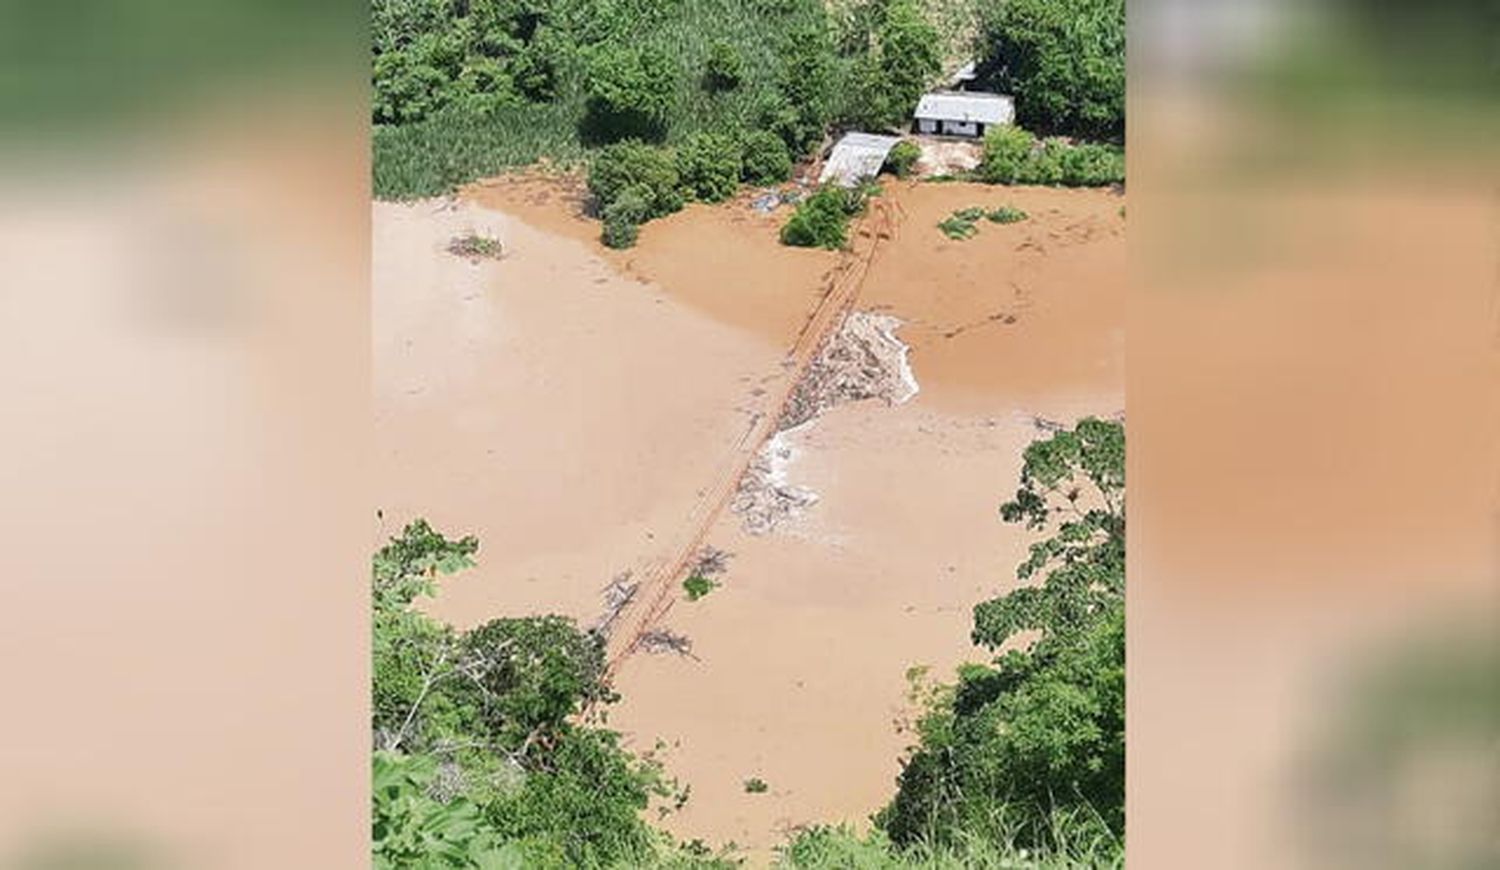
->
[{"left": 374, "top": 174, "right": 1124, "bottom": 862}]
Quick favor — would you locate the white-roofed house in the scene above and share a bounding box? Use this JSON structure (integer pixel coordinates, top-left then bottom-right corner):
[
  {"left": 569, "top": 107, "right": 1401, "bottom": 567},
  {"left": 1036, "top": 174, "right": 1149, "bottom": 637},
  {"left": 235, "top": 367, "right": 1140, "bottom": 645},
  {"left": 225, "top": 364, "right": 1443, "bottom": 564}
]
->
[{"left": 913, "top": 91, "right": 1015, "bottom": 139}]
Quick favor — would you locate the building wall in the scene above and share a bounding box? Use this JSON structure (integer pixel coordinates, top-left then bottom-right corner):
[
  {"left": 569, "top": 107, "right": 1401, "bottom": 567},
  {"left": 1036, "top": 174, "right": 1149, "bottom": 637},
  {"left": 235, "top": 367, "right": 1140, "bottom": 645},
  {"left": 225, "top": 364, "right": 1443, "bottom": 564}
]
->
[
  {"left": 941, "top": 120, "right": 980, "bottom": 137},
  {"left": 917, "top": 118, "right": 938, "bottom": 134}
]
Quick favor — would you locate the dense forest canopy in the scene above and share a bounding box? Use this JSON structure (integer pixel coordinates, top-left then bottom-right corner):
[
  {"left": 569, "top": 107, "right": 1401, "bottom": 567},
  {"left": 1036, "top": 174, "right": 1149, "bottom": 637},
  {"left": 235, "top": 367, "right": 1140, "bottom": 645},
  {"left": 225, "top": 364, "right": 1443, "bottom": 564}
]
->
[{"left": 372, "top": 0, "right": 1125, "bottom": 199}]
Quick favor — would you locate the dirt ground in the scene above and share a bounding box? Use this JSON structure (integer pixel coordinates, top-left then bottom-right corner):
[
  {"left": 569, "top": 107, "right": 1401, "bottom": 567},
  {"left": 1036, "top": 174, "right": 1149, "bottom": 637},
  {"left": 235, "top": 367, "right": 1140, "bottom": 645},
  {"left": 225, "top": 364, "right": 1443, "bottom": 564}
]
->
[{"left": 374, "top": 173, "right": 1124, "bottom": 863}]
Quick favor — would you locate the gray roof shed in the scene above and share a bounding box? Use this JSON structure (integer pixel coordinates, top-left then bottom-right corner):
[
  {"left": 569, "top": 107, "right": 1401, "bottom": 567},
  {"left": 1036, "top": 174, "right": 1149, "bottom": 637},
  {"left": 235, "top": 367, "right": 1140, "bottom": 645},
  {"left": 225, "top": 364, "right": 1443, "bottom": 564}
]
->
[
  {"left": 913, "top": 91, "right": 1015, "bottom": 126},
  {"left": 817, "top": 132, "right": 903, "bottom": 187}
]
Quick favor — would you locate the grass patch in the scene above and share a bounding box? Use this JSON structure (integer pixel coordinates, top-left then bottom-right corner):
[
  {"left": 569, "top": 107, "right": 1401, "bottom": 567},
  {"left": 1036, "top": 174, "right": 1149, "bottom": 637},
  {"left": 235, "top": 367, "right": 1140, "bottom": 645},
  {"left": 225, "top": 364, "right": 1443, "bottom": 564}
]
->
[
  {"left": 683, "top": 575, "right": 719, "bottom": 601},
  {"left": 447, "top": 233, "right": 504, "bottom": 259},
  {"left": 986, "top": 205, "right": 1028, "bottom": 224},
  {"left": 373, "top": 103, "right": 587, "bottom": 200},
  {"left": 937, "top": 215, "right": 979, "bottom": 240},
  {"left": 775, "top": 821, "right": 1122, "bottom": 869},
  {"left": 941, "top": 204, "right": 1030, "bottom": 240},
  {"left": 743, "top": 777, "right": 769, "bottom": 794}
]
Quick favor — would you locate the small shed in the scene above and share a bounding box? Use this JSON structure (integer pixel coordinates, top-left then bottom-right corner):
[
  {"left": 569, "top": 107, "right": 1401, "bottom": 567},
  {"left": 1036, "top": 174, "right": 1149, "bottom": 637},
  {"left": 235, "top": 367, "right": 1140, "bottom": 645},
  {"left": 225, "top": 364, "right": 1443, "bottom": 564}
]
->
[
  {"left": 913, "top": 91, "right": 1015, "bottom": 139},
  {"left": 817, "top": 132, "right": 903, "bottom": 187}
]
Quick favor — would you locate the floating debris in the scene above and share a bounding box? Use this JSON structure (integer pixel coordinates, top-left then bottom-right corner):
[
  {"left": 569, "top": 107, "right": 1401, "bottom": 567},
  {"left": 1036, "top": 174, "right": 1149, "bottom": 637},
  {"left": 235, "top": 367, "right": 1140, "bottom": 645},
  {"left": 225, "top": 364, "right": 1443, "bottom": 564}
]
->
[
  {"left": 589, "top": 571, "right": 638, "bottom": 638},
  {"left": 639, "top": 628, "right": 696, "bottom": 659}
]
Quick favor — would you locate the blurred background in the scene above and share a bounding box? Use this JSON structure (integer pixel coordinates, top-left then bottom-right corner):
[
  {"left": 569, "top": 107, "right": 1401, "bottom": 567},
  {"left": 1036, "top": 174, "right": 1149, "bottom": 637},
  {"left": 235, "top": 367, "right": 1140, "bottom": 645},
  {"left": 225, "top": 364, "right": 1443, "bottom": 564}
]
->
[
  {"left": 0, "top": 2, "right": 369, "bottom": 867},
  {"left": 0, "top": 0, "right": 1492, "bottom": 866},
  {"left": 1129, "top": 0, "right": 1497, "bottom": 867}
]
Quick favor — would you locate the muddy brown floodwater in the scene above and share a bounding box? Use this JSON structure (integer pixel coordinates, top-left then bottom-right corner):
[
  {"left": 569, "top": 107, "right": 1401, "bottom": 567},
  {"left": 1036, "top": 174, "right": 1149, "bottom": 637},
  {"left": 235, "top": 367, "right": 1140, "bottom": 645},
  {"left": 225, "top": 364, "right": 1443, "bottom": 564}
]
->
[{"left": 374, "top": 173, "right": 1123, "bottom": 864}]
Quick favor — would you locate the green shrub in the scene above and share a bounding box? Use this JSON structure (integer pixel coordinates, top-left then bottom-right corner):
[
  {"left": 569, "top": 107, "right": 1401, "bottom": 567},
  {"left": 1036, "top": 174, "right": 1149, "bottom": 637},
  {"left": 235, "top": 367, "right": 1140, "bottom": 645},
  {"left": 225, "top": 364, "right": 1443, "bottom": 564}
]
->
[
  {"left": 953, "top": 206, "right": 985, "bottom": 222},
  {"left": 780, "top": 185, "right": 866, "bottom": 249},
  {"left": 587, "top": 139, "right": 683, "bottom": 217},
  {"left": 986, "top": 205, "right": 1028, "bottom": 224},
  {"left": 683, "top": 575, "right": 718, "bottom": 600},
  {"left": 583, "top": 44, "right": 676, "bottom": 142},
  {"left": 977, "top": 125, "right": 1037, "bottom": 184},
  {"left": 740, "top": 129, "right": 794, "bottom": 184},
  {"left": 743, "top": 777, "right": 769, "bottom": 794},
  {"left": 1060, "top": 142, "right": 1125, "bottom": 186},
  {"left": 703, "top": 40, "right": 744, "bottom": 91},
  {"left": 976, "top": 0, "right": 1124, "bottom": 140},
  {"left": 601, "top": 186, "right": 652, "bottom": 248},
  {"left": 884, "top": 140, "right": 921, "bottom": 178},
  {"left": 978, "top": 126, "right": 1123, "bottom": 187},
  {"left": 676, "top": 131, "right": 743, "bottom": 203}
]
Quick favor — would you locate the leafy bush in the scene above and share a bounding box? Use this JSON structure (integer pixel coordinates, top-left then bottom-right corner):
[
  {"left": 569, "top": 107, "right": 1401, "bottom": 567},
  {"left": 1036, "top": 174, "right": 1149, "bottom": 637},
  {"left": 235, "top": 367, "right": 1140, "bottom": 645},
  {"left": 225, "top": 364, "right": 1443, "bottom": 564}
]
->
[
  {"left": 883, "top": 140, "right": 921, "bottom": 178},
  {"left": 676, "top": 131, "right": 743, "bottom": 203},
  {"left": 740, "top": 129, "right": 794, "bottom": 184},
  {"left": 780, "top": 185, "right": 867, "bottom": 249},
  {"left": 743, "top": 777, "right": 769, "bottom": 794},
  {"left": 373, "top": 751, "right": 516, "bottom": 869},
  {"left": 601, "top": 186, "right": 651, "bottom": 248},
  {"left": 879, "top": 420, "right": 1125, "bottom": 854},
  {"left": 683, "top": 575, "right": 718, "bottom": 601},
  {"left": 703, "top": 40, "right": 744, "bottom": 91},
  {"left": 587, "top": 139, "right": 683, "bottom": 217},
  {"left": 975, "top": 0, "right": 1125, "bottom": 140},
  {"left": 986, "top": 205, "right": 1027, "bottom": 224},
  {"left": 977, "top": 126, "right": 1037, "bottom": 184},
  {"left": 584, "top": 44, "right": 677, "bottom": 142},
  {"left": 1059, "top": 142, "right": 1125, "bottom": 186},
  {"left": 978, "top": 126, "right": 1124, "bottom": 187}
]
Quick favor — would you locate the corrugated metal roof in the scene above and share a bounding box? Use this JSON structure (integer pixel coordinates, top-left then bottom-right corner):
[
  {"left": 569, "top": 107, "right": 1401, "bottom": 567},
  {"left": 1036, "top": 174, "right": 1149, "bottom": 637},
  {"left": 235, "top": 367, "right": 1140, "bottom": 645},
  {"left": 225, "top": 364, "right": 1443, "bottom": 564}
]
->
[
  {"left": 818, "top": 132, "right": 903, "bottom": 187},
  {"left": 914, "top": 91, "right": 1015, "bottom": 125}
]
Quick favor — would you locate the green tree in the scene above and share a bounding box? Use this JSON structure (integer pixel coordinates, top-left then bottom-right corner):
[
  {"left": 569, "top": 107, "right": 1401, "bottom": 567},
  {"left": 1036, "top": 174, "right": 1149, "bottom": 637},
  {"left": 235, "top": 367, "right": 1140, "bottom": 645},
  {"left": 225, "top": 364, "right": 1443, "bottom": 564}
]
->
[
  {"left": 587, "top": 140, "right": 683, "bottom": 217},
  {"left": 370, "top": 520, "right": 689, "bottom": 868},
  {"left": 880, "top": 419, "right": 1125, "bottom": 854},
  {"left": 583, "top": 44, "right": 677, "bottom": 141},
  {"left": 768, "top": 22, "right": 837, "bottom": 155},
  {"left": 975, "top": 0, "right": 1125, "bottom": 140}
]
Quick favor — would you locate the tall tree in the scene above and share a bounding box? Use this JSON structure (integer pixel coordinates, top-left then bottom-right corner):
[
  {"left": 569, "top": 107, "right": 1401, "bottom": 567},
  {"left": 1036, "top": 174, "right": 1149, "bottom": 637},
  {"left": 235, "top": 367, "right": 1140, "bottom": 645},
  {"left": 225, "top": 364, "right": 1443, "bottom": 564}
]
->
[
  {"left": 880, "top": 418, "right": 1125, "bottom": 854},
  {"left": 975, "top": 0, "right": 1125, "bottom": 140}
]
